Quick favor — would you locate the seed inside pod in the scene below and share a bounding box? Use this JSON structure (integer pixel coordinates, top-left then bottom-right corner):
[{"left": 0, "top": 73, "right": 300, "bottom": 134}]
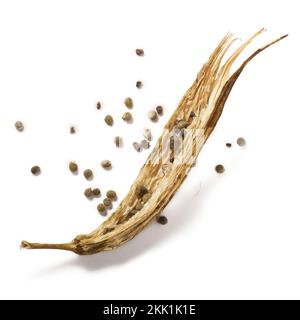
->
[
  {"left": 133, "top": 142, "right": 141, "bottom": 152},
  {"left": 142, "top": 193, "right": 151, "bottom": 203},
  {"left": 143, "top": 128, "right": 152, "bottom": 141},
  {"left": 135, "top": 201, "right": 144, "bottom": 211},
  {"left": 104, "top": 115, "right": 114, "bottom": 126},
  {"left": 103, "top": 198, "right": 112, "bottom": 208},
  {"left": 156, "top": 105, "right": 163, "bottom": 116},
  {"left": 97, "top": 203, "right": 106, "bottom": 216},
  {"left": 136, "top": 81, "right": 143, "bottom": 89},
  {"left": 15, "top": 121, "right": 24, "bottom": 132},
  {"left": 83, "top": 169, "right": 93, "bottom": 180},
  {"left": 70, "top": 126, "right": 76, "bottom": 134},
  {"left": 114, "top": 136, "right": 123, "bottom": 148},
  {"left": 135, "top": 185, "right": 148, "bottom": 198},
  {"left": 69, "top": 161, "right": 78, "bottom": 173},
  {"left": 84, "top": 188, "right": 93, "bottom": 199},
  {"left": 135, "top": 48, "right": 144, "bottom": 56},
  {"left": 148, "top": 110, "right": 158, "bottom": 122},
  {"left": 177, "top": 120, "right": 188, "bottom": 129},
  {"left": 122, "top": 112, "right": 133, "bottom": 123},
  {"left": 92, "top": 188, "right": 101, "bottom": 197},
  {"left": 124, "top": 97, "right": 133, "bottom": 109},
  {"left": 106, "top": 190, "right": 117, "bottom": 200},
  {"left": 31, "top": 166, "right": 41, "bottom": 176},
  {"left": 237, "top": 137, "right": 246, "bottom": 147},
  {"left": 101, "top": 160, "right": 112, "bottom": 170},
  {"left": 96, "top": 102, "right": 101, "bottom": 110},
  {"left": 226, "top": 143, "right": 232, "bottom": 148},
  {"left": 141, "top": 139, "right": 150, "bottom": 149},
  {"left": 157, "top": 216, "right": 168, "bottom": 225},
  {"left": 215, "top": 164, "right": 225, "bottom": 174}
]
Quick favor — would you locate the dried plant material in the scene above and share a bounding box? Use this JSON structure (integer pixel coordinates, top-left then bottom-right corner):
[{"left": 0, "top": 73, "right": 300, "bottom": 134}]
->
[
  {"left": 157, "top": 216, "right": 168, "bottom": 225},
  {"left": 237, "top": 137, "right": 246, "bottom": 146},
  {"left": 104, "top": 115, "right": 114, "bottom": 126},
  {"left": 21, "top": 30, "right": 287, "bottom": 255},
  {"left": 31, "top": 166, "right": 41, "bottom": 176},
  {"left": 124, "top": 97, "right": 133, "bottom": 109},
  {"left": 84, "top": 188, "right": 93, "bottom": 199},
  {"left": 70, "top": 126, "right": 76, "bottom": 134},
  {"left": 136, "top": 81, "right": 143, "bottom": 89},
  {"left": 15, "top": 121, "right": 24, "bottom": 132},
  {"left": 97, "top": 203, "right": 106, "bottom": 216},
  {"left": 122, "top": 112, "right": 133, "bottom": 123},
  {"left": 114, "top": 136, "right": 123, "bottom": 148},
  {"left": 106, "top": 190, "right": 117, "bottom": 200},
  {"left": 96, "top": 102, "right": 101, "bottom": 110},
  {"left": 83, "top": 169, "right": 93, "bottom": 180},
  {"left": 136, "top": 48, "right": 144, "bottom": 56},
  {"left": 133, "top": 142, "right": 141, "bottom": 152},
  {"left": 156, "top": 106, "right": 163, "bottom": 116},
  {"left": 92, "top": 188, "right": 101, "bottom": 197},
  {"left": 141, "top": 139, "right": 150, "bottom": 149},
  {"left": 215, "top": 164, "right": 225, "bottom": 174},
  {"left": 69, "top": 161, "right": 78, "bottom": 173},
  {"left": 226, "top": 143, "right": 232, "bottom": 148},
  {"left": 143, "top": 128, "right": 152, "bottom": 141},
  {"left": 101, "top": 160, "right": 112, "bottom": 170},
  {"left": 148, "top": 110, "right": 158, "bottom": 122}
]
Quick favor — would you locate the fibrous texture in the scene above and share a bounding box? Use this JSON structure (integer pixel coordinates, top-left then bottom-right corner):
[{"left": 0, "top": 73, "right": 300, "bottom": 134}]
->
[{"left": 21, "top": 29, "right": 287, "bottom": 255}]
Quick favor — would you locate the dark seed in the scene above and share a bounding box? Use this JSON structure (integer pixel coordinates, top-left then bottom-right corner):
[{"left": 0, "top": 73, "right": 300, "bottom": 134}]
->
[
  {"left": 124, "top": 97, "right": 133, "bottom": 109},
  {"left": 142, "top": 193, "right": 151, "bottom": 203},
  {"left": 15, "top": 121, "right": 24, "bottom": 132},
  {"left": 106, "top": 190, "right": 117, "bottom": 200},
  {"left": 135, "top": 185, "right": 148, "bottom": 198},
  {"left": 31, "top": 166, "right": 41, "bottom": 176},
  {"left": 114, "top": 136, "right": 123, "bottom": 148},
  {"left": 84, "top": 188, "right": 93, "bottom": 198},
  {"left": 103, "top": 198, "right": 112, "bottom": 208},
  {"left": 237, "top": 137, "right": 246, "bottom": 147},
  {"left": 96, "top": 102, "right": 101, "bottom": 110},
  {"left": 69, "top": 161, "right": 78, "bottom": 173},
  {"left": 104, "top": 115, "right": 114, "bottom": 126},
  {"left": 215, "top": 164, "right": 225, "bottom": 174},
  {"left": 70, "top": 126, "right": 76, "bottom": 134},
  {"left": 83, "top": 169, "right": 93, "bottom": 180},
  {"left": 148, "top": 110, "right": 158, "bottom": 122},
  {"left": 177, "top": 120, "right": 188, "bottom": 129},
  {"left": 135, "top": 201, "right": 144, "bottom": 210},
  {"left": 101, "top": 160, "right": 112, "bottom": 170},
  {"left": 226, "top": 143, "right": 232, "bottom": 148},
  {"left": 92, "top": 188, "right": 101, "bottom": 197},
  {"left": 135, "top": 48, "right": 144, "bottom": 56},
  {"left": 122, "top": 112, "right": 133, "bottom": 123},
  {"left": 157, "top": 216, "right": 168, "bottom": 225},
  {"left": 97, "top": 203, "right": 106, "bottom": 216},
  {"left": 156, "top": 105, "right": 163, "bottom": 116},
  {"left": 136, "top": 81, "right": 143, "bottom": 89}
]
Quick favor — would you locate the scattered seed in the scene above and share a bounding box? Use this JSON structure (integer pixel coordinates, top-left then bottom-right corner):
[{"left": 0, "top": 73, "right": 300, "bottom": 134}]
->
[
  {"left": 136, "top": 81, "right": 143, "bottom": 89},
  {"left": 114, "top": 136, "right": 123, "bottom": 148},
  {"left": 97, "top": 203, "right": 107, "bottom": 216},
  {"left": 101, "top": 160, "right": 112, "bottom": 170},
  {"left": 135, "top": 48, "right": 144, "bottom": 56},
  {"left": 135, "top": 201, "right": 144, "bottom": 210},
  {"left": 148, "top": 110, "right": 158, "bottom": 122},
  {"left": 31, "top": 166, "right": 41, "bottom": 176},
  {"left": 103, "top": 198, "right": 112, "bottom": 208},
  {"left": 142, "top": 193, "right": 151, "bottom": 203},
  {"left": 70, "top": 126, "right": 76, "bottom": 134},
  {"left": 135, "top": 185, "right": 148, "bottom": 198},
  {"left": 226, "top": 143, "right": 232, "bottom": 148},
  {"left": 106, "top": 190, "right": 117, "bottom": 200},
  {"left": 133, "top": 142, "right": 141, "bottom": 152},
  {"left": 92, "top": 188, "right": 101, "bottom": 197},
  {"left": 83, "top": 169, "right": 93, "bottom": 180},
  {"left": 69, "top": 161, "right": 78, "bottom": 173},
  {"left": 124, "top": 97, "right": 133, "bottom": 109},
  {"left": 141, "top": 139, "right": 150, "bottom": 149},
  {"left": 157, "top": 216, "right": 168, "bottom": 225},
  {"left": 104, "top": 115, "right": 114, "bottom": 126},
  {"left": 122, "top": 112, "right": 133, "bottom": 123},
  {"left": 15, "top": 121, "right": 24, "bottom": 132},
  {"left": 215, "top": 164, "right": 225, "bottom": 174},
  {"left": 96, "top": 102, "right": 101, "bottom": 110},
  {"left": 156, "top": 105, "right": 163, "bottom": 116},
  {"left": 84, "top": 188, "right": 93, "bottom": 198},
  {"left": 143, "top": 128, "right": 152, "bottom": 141},
  {"left": 237, "top": 137, "right": 246, "bottom": 147}
]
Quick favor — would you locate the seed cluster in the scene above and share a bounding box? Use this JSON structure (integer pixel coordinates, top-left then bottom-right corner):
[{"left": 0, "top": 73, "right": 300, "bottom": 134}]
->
[{"left": 97, "top": 190, "right": 118, "bottom": 216}]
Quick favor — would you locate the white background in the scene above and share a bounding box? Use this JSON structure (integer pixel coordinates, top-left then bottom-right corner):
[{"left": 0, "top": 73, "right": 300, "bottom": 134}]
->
[{"left": 0, "top": 0, "right": 299, "bottom": 299}]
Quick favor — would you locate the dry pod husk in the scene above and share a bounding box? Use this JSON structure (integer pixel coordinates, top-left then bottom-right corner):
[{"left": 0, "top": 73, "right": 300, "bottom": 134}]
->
[{"left": 21, "top": 30, "right": 287, "bottom": 255}]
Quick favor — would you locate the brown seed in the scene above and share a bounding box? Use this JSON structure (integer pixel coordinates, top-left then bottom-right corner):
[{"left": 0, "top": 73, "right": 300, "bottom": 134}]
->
[
  {"left": 135, "top": 201, "right": 144, "bottom": 210},
  {"left": 92, "top": 188, "right": 101, "bottom": 197},
  {"left": 70, "top": 126, "right": 76, "bottom": 134},
  {"left": 69, "top": 161, "right": 78, "bottom": 173},
  {"left": 135, "top": 48, "right": 144, "bottom": 56},
  {"left": 106, "top": 190, "right": 117, "bottom": 200},
  {"left": 237, "top": 137, "right": 246, "bottom": 147},
  {"left": 141, "top": 139, "right": 150, "bottom": 149},
  {"left": 226, "top": 143, "right": 232, "bottom": 148},
  {"left": 142, "top": 193, "right": 151, "bottom": 203},
  {"left": 15, "top": 121, "right": 24, "bottom": 132},
  {"left": 101, "top": 160, "right": 112, "bottom": 170},
  {"left": 136, "top": 81, "right": 143, "bottom": 89},
  {"left": 143, "top": 128, "right": 152, "bottom": 141},
  {"left": 124, "top": 97, "right": 133, "bottom": 109},
  {"left": 177, "top": 120, "right": 188, "bottom": 129},
  {"left": 103, "top": 198, "right": 112, "bottom": 208},
  {"left": 84, "top": 188, "right": 93, "bottom": 198},
  {"left": 215, "top": 164, "right": 225, "bottom": 174},
  {"left": 104, "top": 115, "right": 114, "bottom": 126},
  {"left": 114, "top": 136, "right": 123, "bottom": 148},
  {"left": 135, "top": 185, "right": 148, "bottom": 198},
  {"left": 157, "top": 216, "right": 168, "bottom": 225},
  {"left": 156, "top": 105, "right": 163, "bottom": 116},
  {"left": 133, "top": 142, "right": 141, "bottom": 152},
  {"left": 122, "top": 112, "right": 133, "bottom": 123},
  {"left": 96, "top": 102, "right": 101, "bottom": 110},
  {"left": 83, "top": 169, "right": 93, "bottom": 180},
  {"left": 31, "top": 166, "right": 41, "bottom": 176},
  {"left": 97, "top": 203, "right": 107, "bottom": 216},
  {"left": 148, "top": 110, "right": 158, "bottom": 122}
]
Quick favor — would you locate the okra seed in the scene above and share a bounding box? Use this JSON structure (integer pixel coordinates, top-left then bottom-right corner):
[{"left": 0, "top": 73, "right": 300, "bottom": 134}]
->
[
  {"left": 69, "top": 161, "right": 78, "bottom": 173},
  {"left": 70, "top": 126, "right": 76, "bottom": 134},
  {"left": 114, "top": 136, "right": 123, "bottom": 148},
  {"left": 84, "top": 188, "right": 93, "bottom": 198},
  {"left": 226, "top": 143, "right": 232, "bottom": 148},
  {"left": 31, "top": 166, "right": 41, "bottom": 176},
  {"left": 135, "top": 185, "right": 148, "bottom": 198},
  {"left": 142, "top": 193, "right": 151, "bottom": 203},
  {"left": 135, "top": 48, "right": 144, "bottom": 56},
  {"left": 101, "top": 160, "right": 112, "bottom": 170},
  {"left": 124, "top": 97, "right": 133, "bottom": 109},
  {"left": 157, "top": 216, "right": 168, "bottom": 225},
  {"left": 103, "top": 198, "right": 112, "bottom": 208},
  {"left": 136, "top": 81, "right": 143, "bottom": 89},
  {"left": 133, "top": 142, "right": 141, "bottom": 152},
  {"left": 135, "top": 201, "right": 144, "bottom": 211},
  {"left": 143, "top": 129, "right": 152, "bottom": 141},
  {"left": 156, "top": 105, "right": 163, "bottom": 116},
  {"left": 237, "top": 137, "right": 246, "bottom": 147},
  {"left": 122, "top": 112, "right": 133, "bottom": 123},
  {"left": 97, "top": 203, "right": 107, "bottom": 216},
  {"left": 92, "top": 188, "right": 101, "bottom": 197},
  {"left": 215, "top": 164, "right": 225, "bottom": 174},
  {"left": 141, "top": 139, "right": 150, "bottom": 149},
  {"left": 104, "top": 115, "right": 114, "bottom": 126},
  {"left": 96, "top": 102, "right": 101, "bottom": 110},
  {"left": 83, "top": 169, "right": 93, "bottom": 180},
  {"left": 106, "top": 190, "right": 117, "bottom": 200},
  {"left": 148, "top": 110, "right": 158, "bottom": 122},
  {"left": 15, "top": 121, "right": 24, "bottom": 132}
]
